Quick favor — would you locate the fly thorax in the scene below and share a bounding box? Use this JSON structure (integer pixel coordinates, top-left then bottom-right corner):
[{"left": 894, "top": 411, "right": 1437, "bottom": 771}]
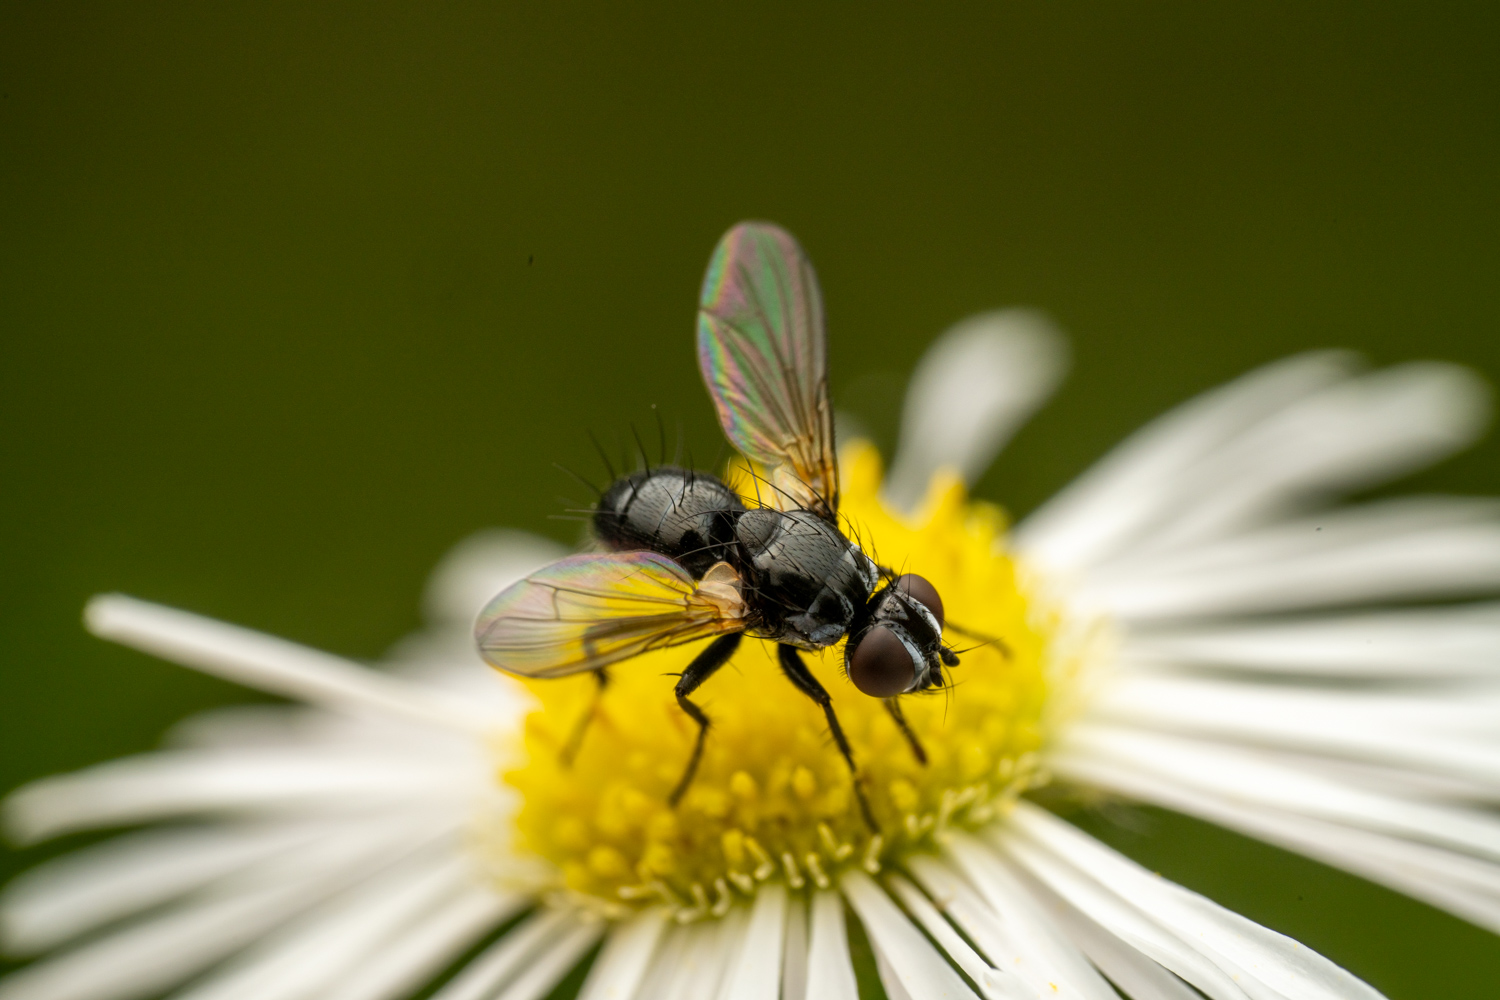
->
[{"left": 734, "top": 509, "right": 869, "bottom": 647}]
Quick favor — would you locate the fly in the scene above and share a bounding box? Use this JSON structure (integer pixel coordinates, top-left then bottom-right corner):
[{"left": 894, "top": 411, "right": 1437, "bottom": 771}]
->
[{"left": 475, "top": 222, "right": 961, "bottom": 829}]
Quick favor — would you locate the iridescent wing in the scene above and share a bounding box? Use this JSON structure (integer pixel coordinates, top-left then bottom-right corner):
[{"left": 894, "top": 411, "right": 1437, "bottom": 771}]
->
[
  {"left": 698, "top": 222, "right": 839, "bottom": 521},
  {"left": 474, "top": 552, "right": 746, "bottom": 679}
]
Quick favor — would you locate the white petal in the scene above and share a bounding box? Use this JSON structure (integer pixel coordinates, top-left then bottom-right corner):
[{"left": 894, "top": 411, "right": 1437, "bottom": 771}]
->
[
  {"left": 780, "top": 893, "right": 808, "bottom": 1000},
  {"left": 883, "top": 874, "right": 1022, "bottom": 1000},
  {"left": 632, "top": 923, "right": 690, "bottom": 1000},
  {"left": 885, "top": 310, "right": 1068, "bottom": 512},
  {"left": 1056, "top": 724, "right": 1500, "bottom": 862},
  {"left": 488, "top": 921, "right": 603, "bottom": 1000},
  {"left": 1077, "top": 498, "right": 1500, "bottom": 621},
  {"left": 5, "top": 749, "right": 474, "bottom": 844},
  {"left": 803, "top": 890, "right": 858, "bottom": 1000},
  {"left": 1086, "top": 675, "right": 1500, "bottom": 791},
  {"left": 172, "top": 852, "right": 500, "bottom": 1000},
  {"left": 0, "top": 825, "right": 427, "bottom": 1000},
  {"left": 1096, "top": 673, "right": 1500, "bottom": 735},
  {"left": 932, "top": 838, "right": 1122, "bottom": 1000},
  {"left": 423, "top": 530, "right": 568, "bottom": 628},
  {"left": 978, "top": 834, "right": 1251, "bottom": 1000},
  {"left": 433, "top": 909, "right": 579, "bottom": 1000},
  {"left": 1046, "top": 749, "right": 1500, "bottom": 934},
  {"left": 85, "top": 596, "right": 495, "bottom": 733},
  {"left": 721, "top": 884, "right": 786, "bottom": 1000},
  {"left": 873, "top": 945, "right": 917, "bottom": 1000},
  {"left": 0, "top": 883, "right": 311, "bottom": 1000},
  {"left": 159, "top": 706, "right": 496, "bottom": 782},
  {"left": 2, "top": 823, "right": 324, "bottom": 953},
  {"left": 841, "top": 870, "right": 980, "bottom": 1000},
  {"left": 1017, "top": 873, "right": 1201, "bottom": 1000},
  {"left": 908, "top": 852, "right": 1114, "bottom": 1000},
  {"left": 575, "top": 907, "right": 669, "bottom": 1000},
  {"left": 903, "top": 856, "right": 1028, "bottom": 974},
  {"left": 659, "top": 909, "right": 742, "bottom": 1000},
  {"left": 163, "top": 705, "right": 347, "bottom": 751},
  {"left": 1117, "top": 602, "right": 1500, "bottom": 679},
  {"left": 1243, "top": 749, "right": 1500, "bottom": 804},
  {"left": 1123, "top": 361, "right": 1489, "bottom": 556},
  {"left": 1003, "top": 803, "right": 1388, "bottom": 1000},
  {"left": 1015, "top": 352, "right": 1356, "bottom": 575}
]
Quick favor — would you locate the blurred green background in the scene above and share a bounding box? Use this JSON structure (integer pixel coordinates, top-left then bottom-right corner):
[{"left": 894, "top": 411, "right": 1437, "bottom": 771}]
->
[{"left": 3, "top": 3, "right": 1499, "bottom": 996}]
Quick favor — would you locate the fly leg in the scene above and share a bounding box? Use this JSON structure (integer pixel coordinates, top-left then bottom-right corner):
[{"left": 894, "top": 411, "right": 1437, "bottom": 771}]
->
[
  {"left": 883, "top": 698, "right": 927, "bottom": 766},
  {"left": 559, "top": 668, "right": 610, "bottom": 767},
  {"left": 668, "top": 632, "right": 743, "bottom": 806},
  {"left": 777, "top": 644, "right": 879, "bottom": 832}
]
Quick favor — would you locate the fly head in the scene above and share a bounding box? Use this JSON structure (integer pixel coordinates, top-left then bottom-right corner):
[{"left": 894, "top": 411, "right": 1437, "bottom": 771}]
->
[{"left": 844, "top": 574, "right": 955, "bottom": 697}]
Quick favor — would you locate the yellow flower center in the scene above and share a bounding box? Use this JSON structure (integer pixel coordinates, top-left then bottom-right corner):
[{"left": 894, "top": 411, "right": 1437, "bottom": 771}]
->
[{"left": 492, "top": 442, "right": 1053, "bottom": 919}]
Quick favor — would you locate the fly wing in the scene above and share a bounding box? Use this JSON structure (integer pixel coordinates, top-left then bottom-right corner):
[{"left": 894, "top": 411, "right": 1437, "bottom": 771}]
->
[
  {"left": 698, "top": 222, "right": 839, "bottom": 520},
  {"left": 474, "top": 552, "right": 746, "bottom": 679}
]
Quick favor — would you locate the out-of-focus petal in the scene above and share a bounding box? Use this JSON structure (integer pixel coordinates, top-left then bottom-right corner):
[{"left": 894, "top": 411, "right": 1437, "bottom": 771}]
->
[
  {"left": 0, "top": 828, "right": 442, "bottom": 1000},
  {"left": 721, "top": 885, "right": 787, "bottom": 1000},
  {"left": 1015, "top": 352, "right": 1356, "bottom": 575},
  {"left": 1087, "top": 675, "right": 1500, "bottom": 788},
  {"left": 1056, "top": 726, "right": 1500, "bottom": 862},
  {"left": 2, "top": 822, "right": 332, "bottom": 954},
  {"left": 885, "top": 310, "right": 1068, "bottom": 513},
  {"left": 429, "top": 910, "right": 576, "bottom": 1000},
  {"left": 84, "top": 596, "right": 496, "bottom": 734},
  {"left": 1125, "top": 362, "right": 1490, "bottom": 556},
  {"left": 423, "top": 530, "right": 568, "bottom": 629},
  {"left": 574, "top": 907, "right": 668, "bottom": 1000},
  {"left": 441, "top": 915, "right": 598, "bottom": 1000},
  {"left": 177, "top": 854, "right": 518, "bottom": 1000},
  {"left": 1117, "top": 601, "right": 1500, "bottom": 679},
  {"left": 1074, "top": 498, "right": 1500, "bottom": 621},
  {"left": 802, "top": 890, "right": 858, "bottom": 1000},
  {"left": 6, "top": 750, "right": 476, "bottom": 844},
  {"left": 779, "top": 894, "right": 808, "bottom": 1000}
]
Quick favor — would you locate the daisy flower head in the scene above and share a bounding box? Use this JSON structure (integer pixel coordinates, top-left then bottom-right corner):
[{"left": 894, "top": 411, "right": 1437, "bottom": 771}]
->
[{"left": 4, "top": 221, "right": 1498, "bottom": 1000}]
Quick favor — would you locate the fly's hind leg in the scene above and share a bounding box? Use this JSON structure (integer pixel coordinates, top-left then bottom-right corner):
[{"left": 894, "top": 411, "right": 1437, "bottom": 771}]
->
[
  {"left": 668, "top": 632, "right": 742, "bottom": 806},
  {"left": 559, "top": 668, "right": 610, "bottom": 768},
  {"left": 776, "top": 645, "right": 879, "bottom": 832},
  {"left": 883, "top": 698, "right": 927, "bottom": 766}
]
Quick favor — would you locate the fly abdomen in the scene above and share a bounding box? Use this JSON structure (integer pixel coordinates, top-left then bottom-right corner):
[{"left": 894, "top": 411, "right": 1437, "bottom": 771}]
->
[{"left": 594, "top": 467, "right": 746, "bottom": 577}]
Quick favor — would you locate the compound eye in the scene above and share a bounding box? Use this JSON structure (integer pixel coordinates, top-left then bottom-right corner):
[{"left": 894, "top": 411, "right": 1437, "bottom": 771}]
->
[
  {"left": 896, "top": 574, "right": 944, "bottom": 629},
  {"left": 848, "top": 626, "right": 917, "bottom": 697}
]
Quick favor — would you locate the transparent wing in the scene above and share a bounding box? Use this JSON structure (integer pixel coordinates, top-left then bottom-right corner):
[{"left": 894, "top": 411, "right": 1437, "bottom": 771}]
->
[
  {"left": 474, "top": 552, "right": 745, "bottom": 679},
  {"left": 698, "top": 221, "right": 839, "bottom": 520}
]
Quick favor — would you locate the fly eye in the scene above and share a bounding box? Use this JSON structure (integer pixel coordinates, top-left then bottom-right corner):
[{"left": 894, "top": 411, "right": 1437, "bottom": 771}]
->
[
  {"left": 896, "top": 574, "right": 944, "bottom": 629},
  {"left": 848, "top": 626, "right": 916, "bottom": 697}
]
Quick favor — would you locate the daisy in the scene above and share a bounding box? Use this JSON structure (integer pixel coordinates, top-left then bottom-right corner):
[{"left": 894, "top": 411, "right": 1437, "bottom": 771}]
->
[{"left": 5, "top": 305, "right": 1499, "bottom": 1000}]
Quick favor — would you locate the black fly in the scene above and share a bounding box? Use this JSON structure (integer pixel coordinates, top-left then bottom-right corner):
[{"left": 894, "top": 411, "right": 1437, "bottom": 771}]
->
[{"left": 475, "top": 222, "right": 959, "bottom": 830}]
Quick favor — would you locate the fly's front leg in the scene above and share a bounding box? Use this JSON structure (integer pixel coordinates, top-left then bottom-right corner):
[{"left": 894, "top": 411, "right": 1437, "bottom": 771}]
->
[
  {"left": 668, "top": 632, "right": 742, "bottom": 806},
  {"left": 776, "top": 644, "right": 878, "bottom": 832},
  {"left": 883, "top": 697, "right": 927, "bottom": 766}
]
